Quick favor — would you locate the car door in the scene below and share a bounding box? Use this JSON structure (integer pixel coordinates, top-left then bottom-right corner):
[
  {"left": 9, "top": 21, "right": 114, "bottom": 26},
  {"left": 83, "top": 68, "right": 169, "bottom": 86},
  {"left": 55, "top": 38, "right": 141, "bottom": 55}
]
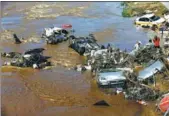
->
[{"left": 138, "top": 17, "right": 150, "bottom": 26}]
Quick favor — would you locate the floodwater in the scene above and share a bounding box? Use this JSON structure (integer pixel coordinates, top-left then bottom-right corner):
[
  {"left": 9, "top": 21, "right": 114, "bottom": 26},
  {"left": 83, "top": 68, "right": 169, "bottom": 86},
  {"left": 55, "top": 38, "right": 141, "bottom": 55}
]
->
[{"left": 1, "top": 2, "right": 160, "bottom": 116}]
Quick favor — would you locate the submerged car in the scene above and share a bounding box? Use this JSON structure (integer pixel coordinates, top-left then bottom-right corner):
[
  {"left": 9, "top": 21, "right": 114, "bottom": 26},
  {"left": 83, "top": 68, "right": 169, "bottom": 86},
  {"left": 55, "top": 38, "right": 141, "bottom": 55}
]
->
[
  {"left": 135, "top": 13, "right": 165, "bottom": 27},
  {"left": 69, "top": 35, "right": 100, "bottom": 55},
  {"left": 96, "top": 68, "right": 128, "bottom": 87},
  {"left": 42, "top": 26, "right": 74, "bottom": 44}
]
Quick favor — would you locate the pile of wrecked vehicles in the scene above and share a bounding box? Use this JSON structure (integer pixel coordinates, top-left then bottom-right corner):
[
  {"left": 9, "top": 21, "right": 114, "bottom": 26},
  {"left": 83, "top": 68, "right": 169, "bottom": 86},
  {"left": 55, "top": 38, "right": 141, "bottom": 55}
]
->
[
  {"left": 69, "top": 33, "right": 169, "bottom": 114},
  {"left": 1, "top": 24, "right": 169, "bottom": 114}
]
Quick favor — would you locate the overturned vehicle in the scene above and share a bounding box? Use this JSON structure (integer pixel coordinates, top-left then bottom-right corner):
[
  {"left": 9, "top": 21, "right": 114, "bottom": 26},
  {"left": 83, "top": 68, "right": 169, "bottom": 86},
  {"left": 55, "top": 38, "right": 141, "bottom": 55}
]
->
[
  {"left": 2, "top": 48, "right": 51, "bottom": 69},
  {"left": 42, "top": 25, "right": 75, "bottom": 44},
  {"left": 69, "top": 34, "right": 99, "bottom": 55}
]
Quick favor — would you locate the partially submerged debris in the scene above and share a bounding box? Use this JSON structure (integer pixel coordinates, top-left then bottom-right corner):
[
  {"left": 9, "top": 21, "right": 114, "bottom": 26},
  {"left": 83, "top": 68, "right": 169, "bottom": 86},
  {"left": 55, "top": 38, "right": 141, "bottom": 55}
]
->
[
  {"left": 13, "top": 33, "right": 22, "bottom": 44},
  {"left": 2, "top": 48, "right": 51, "bottom": 69},
  {"left": 124, "top": 87, "right": 160, "bottom": 101},
  {"left": 69, "top": 34, "right": 99, "bottom": 55},
  {"left": 93, "top": 100, "right": 110, "bottom": 106}
]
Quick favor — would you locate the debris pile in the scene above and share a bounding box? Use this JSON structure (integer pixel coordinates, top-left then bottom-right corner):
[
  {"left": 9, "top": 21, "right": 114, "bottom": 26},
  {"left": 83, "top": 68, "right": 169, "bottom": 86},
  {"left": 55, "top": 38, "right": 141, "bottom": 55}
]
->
[
  {"left": 42, "top": 25, "right": 74, "bottom": 44},
  {"left": 1, "top": 48, "right": 51, "bottom": 69},
  {"left": 124, "top": 87, "right": 159, "bottom": 101},
  {"left": 69, "top": 34, "right": 99, "bottom": 55}
]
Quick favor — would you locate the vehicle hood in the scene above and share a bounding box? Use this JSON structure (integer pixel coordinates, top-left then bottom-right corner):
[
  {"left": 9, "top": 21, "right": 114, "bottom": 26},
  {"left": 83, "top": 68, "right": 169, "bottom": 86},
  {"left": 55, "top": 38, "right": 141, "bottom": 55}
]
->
[
  {"left": 98, "top": 71, "right": 126, "bottom": 81},
  {"left": 138, "top": 60, "right": 164, "bottom": 80}
]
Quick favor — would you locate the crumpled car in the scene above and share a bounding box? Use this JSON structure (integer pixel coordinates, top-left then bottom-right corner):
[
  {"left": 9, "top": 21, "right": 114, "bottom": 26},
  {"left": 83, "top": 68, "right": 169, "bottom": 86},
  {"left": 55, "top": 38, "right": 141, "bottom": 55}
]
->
[
  {"left": 3, "top": 48, "right": 51, "bottom": 69},
  {"left": 69, "top": 35, "right": 99, "bottom": 55},
  {"left": 42, "top": 26, "right": 74, "bottom": 44}
]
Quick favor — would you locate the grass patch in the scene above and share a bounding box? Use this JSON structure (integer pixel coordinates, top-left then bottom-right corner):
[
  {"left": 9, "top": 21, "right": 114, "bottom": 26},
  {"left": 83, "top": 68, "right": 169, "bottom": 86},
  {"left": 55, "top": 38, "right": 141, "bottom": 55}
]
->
[{"left": 122, "top": 2, "right": 168, "bottom": 17}]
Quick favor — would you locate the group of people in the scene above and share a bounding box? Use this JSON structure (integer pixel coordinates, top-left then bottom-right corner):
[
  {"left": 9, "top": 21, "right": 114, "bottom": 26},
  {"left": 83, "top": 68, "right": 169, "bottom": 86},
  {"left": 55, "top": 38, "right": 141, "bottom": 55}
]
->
[
  {"left": 134, "top": 35, "right": 160, "bottom": 52},
  {"left": 134, "top": 24, "right": 162, "bottom": 51}
]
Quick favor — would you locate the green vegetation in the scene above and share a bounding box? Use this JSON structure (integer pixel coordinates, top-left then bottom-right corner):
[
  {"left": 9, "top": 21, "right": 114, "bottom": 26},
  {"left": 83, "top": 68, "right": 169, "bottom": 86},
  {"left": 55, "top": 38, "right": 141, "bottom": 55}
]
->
[{"left": 121, "top": 2, "right": 168, "bottom": 17}]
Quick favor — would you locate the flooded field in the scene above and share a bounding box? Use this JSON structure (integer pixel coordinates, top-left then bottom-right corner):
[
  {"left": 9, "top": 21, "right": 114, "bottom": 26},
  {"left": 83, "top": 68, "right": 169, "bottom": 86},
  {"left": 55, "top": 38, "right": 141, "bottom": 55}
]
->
[{"left": 1, "top": 2, "right": 165, "bottom": 116}]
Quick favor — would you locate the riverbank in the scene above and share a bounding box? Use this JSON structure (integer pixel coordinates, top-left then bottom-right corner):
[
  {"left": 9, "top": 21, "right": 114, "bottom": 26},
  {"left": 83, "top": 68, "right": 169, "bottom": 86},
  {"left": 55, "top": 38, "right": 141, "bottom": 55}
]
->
[{"left": 122, "top": 2, "right": 168, "bottom": 17}]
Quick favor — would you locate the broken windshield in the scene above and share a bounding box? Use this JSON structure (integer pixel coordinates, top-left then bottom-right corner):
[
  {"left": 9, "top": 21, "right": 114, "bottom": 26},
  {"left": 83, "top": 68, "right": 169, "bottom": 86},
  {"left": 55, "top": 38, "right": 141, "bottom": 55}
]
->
[{"left": 150, "top": 15, "right": 160, "bottom": 21}]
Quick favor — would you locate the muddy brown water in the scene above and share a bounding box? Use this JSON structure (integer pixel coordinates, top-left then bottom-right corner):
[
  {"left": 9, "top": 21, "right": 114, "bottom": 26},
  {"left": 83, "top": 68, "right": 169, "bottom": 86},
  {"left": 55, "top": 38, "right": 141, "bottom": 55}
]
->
[{"left": 1, "top": 2, "right": 164, "bottom": 116}]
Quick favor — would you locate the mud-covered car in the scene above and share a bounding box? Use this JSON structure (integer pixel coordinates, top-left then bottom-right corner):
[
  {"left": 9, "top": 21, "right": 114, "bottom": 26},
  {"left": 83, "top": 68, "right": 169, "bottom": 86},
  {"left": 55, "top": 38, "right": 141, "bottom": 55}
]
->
[
  {"left": 96, "top": 68, "right": 130, "bottom": 87},
  {"left": 42, "top": 26, "right": 74, "bottom": 44},
  {"left": 69, "top": 35, "right": 100, "bottom": 55}
]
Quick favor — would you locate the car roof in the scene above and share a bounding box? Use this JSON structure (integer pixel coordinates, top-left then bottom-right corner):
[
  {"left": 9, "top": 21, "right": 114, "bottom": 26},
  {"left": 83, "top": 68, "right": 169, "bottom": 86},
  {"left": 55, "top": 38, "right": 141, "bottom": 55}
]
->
[
  {"left": 140, "top": 13, "right": 155, "bottom": 18},
  {"left": 138, "top": 60, "right": 164, "bottom": 80}
]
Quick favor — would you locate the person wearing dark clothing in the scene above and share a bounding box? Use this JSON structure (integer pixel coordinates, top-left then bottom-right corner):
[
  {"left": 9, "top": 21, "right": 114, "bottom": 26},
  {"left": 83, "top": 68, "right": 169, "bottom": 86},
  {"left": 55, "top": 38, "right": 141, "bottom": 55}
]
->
[
  {"left": 101, "top": 45, "right": 105, "bottom": 49},
  {"left": 13, "top": 34, "right": 22, "bottom": 44},
  {"left": 107, "top": 43, "right": 113, "bottom": 53},
  {"left": 107, "top": 43, "right": 111, "bottom": 49}
]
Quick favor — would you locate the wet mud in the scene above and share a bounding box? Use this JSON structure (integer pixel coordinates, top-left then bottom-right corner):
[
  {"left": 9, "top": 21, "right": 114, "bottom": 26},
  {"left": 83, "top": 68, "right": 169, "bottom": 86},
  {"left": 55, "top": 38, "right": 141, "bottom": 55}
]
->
[{"left": 1, "top": 2, "right": 165, "bottom": 116}]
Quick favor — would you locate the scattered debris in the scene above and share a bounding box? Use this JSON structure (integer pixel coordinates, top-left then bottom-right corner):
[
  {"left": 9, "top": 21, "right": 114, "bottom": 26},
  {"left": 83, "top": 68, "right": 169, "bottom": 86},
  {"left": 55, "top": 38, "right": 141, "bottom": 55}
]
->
[
  {"left": 136, "top": 100, "right": 148, "bottom": 106},
  {"left": 2, "top": 48, "right": 51, "bottom": 69}
]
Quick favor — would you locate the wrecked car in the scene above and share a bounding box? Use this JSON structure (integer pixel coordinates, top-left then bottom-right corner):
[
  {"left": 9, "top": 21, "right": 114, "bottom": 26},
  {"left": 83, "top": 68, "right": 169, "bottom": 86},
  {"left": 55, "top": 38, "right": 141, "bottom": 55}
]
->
[
  {"left": 69, "top": 35, "right": 100, "bottom": 55},
  {"left": 42, "top": 26, "right": 74, "bottom": 44},
  {"left": 96, "top": 68, "right": 128, "bottom": 88},
  {"left": 2, "top": 48, "right": 51, "bottom": 69},
  {"left": 1, "top": 48, "right": 45, "bottom": 58}
]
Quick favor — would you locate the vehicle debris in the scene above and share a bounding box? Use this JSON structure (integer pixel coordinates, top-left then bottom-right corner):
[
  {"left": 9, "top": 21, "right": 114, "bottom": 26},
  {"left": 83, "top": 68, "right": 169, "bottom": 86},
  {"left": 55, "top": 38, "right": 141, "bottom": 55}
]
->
[
  {"left": 42, "top": 25, "right": 75, "bottom": 44},
  {"left": 69, "top": 34, "right": 99, "bottom": 55},
  {"left": 75, "top": 36, "right": 169, "bottom": 103},
  {"left": 2, "top": 48, "right": 51, "bottom": 69},
  {"left": 13, "top": 33, "right": 22, "bottom": 44},
  {"left": 93, "top": 100, "right": 110, "bottom": 106}
]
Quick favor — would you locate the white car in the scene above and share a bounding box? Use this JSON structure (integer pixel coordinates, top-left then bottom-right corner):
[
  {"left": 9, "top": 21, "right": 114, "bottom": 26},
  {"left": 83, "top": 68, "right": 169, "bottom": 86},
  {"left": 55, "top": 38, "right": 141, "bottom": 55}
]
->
[
  {"left": 135, "top": 13, "right": 165, "bottom": 27},
  {"left": 164, "top": 11, "right": 169, "bottom": 22}
]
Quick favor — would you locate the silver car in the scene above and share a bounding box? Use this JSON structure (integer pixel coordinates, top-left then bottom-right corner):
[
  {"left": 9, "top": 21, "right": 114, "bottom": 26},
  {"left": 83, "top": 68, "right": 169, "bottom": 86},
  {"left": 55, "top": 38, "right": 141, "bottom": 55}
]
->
[
  {"left": 96, "top": 68, "right": 127, "bottom": 87},
  {"left": 137, "top": 60, "right": 165, "bottom": 81}
]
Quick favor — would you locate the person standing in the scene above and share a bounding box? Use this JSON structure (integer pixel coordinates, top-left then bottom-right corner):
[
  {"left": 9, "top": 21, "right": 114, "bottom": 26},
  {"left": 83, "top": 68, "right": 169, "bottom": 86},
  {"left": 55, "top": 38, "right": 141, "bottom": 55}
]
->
[
  {"left": 153, "top": 36, "right": 160, "bottom": 48},
  {"left": 134, "top": 41, "right": 142, "bottom": 51}
]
